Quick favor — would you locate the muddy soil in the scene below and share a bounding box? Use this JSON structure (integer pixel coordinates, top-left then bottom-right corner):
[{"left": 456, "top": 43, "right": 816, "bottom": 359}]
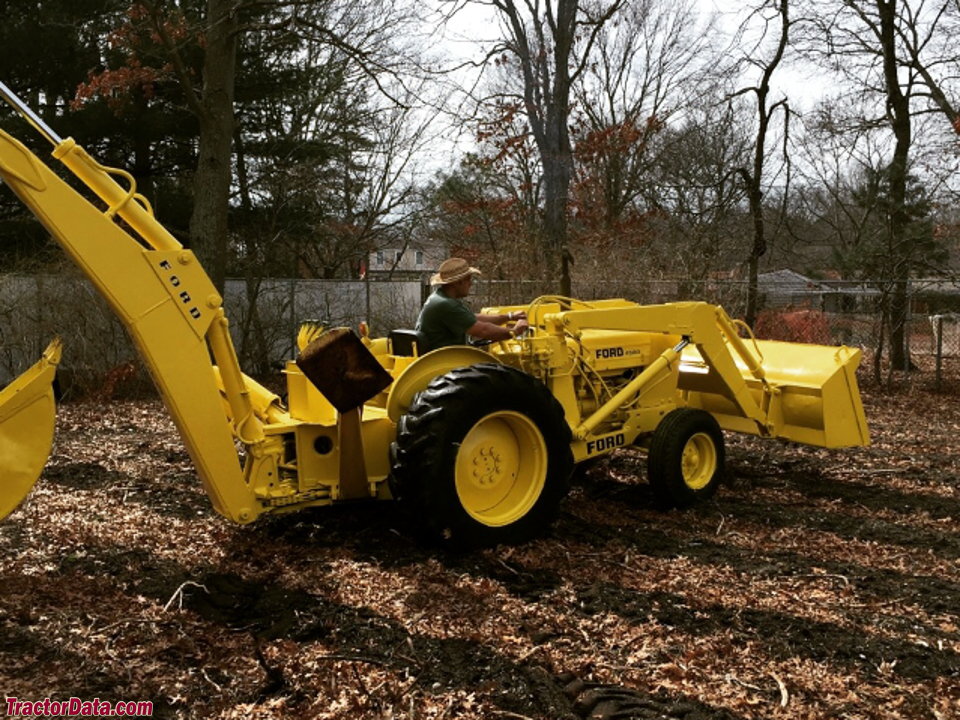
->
[{"left": 0, "top": 386, "right": 958, "bottom": 719}]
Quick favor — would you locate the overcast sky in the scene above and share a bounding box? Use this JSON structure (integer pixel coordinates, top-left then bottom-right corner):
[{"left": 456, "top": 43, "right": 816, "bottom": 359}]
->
[{"left": 434, "top": 0, "right": 837, "bottom": 111}]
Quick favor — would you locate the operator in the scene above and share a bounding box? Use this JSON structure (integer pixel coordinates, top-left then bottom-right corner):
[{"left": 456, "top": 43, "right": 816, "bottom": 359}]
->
[{"left": 415, "top": 257, "right": 529, "bottom": 353}]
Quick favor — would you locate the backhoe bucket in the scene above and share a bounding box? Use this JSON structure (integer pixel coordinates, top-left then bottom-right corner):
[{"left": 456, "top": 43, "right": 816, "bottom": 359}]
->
[
  {"left": 681, "top": 339, "right": 870, "bottom": 448},
  {"left": 0, "top": 339, "right": 61, "bottom": 520}
]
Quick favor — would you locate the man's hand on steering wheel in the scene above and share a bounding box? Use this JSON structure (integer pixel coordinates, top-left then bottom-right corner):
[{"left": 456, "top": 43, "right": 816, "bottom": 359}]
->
[{"left": 510, "top": 317, "right": 530, "bottom": 337}]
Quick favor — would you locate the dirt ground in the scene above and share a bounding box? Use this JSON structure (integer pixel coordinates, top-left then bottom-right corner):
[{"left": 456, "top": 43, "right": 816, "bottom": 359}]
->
[{"left": 1, "top": 378, "right": 958, "bottom": 719}]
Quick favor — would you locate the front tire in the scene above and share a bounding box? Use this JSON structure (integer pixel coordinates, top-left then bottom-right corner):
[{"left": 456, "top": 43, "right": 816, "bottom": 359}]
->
[
  {"left": 391, "top": 363, "right": 573, "bottom": 549},
  {"left": 647, "top": 408, "right": 725, "bottom": 509}
]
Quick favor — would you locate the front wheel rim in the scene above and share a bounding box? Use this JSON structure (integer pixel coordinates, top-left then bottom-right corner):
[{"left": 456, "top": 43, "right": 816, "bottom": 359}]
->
[
  {"left": 455, "top": 411, "right": 548, "bottom": 527},
  {"left": 681, "top": 432, "right": 717, "bottom": 490}
]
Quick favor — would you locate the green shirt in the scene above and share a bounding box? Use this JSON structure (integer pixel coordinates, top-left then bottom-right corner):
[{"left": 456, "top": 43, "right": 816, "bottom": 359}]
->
[{"left": 415, "top": 287, "right": 477, "bottom": 352}]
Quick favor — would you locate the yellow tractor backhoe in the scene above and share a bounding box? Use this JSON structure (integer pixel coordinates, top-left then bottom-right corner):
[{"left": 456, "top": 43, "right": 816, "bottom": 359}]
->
[{"left": 0, "top": 84, "right": 869, "bottom": 548}]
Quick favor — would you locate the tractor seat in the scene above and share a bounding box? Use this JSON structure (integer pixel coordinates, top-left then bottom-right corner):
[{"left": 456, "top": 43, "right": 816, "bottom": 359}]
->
[{"left": 389, "top": 329, "right": 420, "bottom": 356}]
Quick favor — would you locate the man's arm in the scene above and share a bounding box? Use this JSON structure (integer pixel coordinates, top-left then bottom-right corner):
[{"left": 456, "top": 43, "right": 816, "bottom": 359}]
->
[
  {"left": 475, "top": 310, "right": 527, "bottom": 325},
  {"left": 467, "top": 317, "right": 530, "bottom": 341}
]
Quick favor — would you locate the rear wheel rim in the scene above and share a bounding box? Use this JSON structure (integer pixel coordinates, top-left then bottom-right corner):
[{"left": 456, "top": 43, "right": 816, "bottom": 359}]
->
[
  {"left": 455, "top": 411, "right": 548, "bottom": 527},
  {"left": 681, "top": 431, "right": 717, "bottom": 490}
]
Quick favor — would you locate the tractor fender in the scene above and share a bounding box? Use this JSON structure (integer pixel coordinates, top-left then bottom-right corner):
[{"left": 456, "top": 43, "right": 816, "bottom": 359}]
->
[{"left": 386, "top": 346, "right": 498, "bottom": 423}]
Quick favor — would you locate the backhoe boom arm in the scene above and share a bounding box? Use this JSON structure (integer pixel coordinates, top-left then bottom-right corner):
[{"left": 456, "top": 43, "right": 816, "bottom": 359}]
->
[{"left": 0, "top": 99, "right": 262, "bottom": 522}]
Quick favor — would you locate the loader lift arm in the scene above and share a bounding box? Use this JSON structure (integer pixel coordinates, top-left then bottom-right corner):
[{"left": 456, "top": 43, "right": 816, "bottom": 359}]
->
[
  {"left": 556, "top": 302, "right": 772, "bottom": 436},
  {"left": 545, "top": 300, "right": 869, "bottom": 449},
  {"left": 0, "top": 81, "right": 273, "bottom": 523}
]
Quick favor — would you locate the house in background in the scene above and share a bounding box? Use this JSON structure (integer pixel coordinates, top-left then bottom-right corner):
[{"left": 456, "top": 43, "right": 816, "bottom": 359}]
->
[
  {"left": 758, "top": 269, "right": 960, "bottom": 314},
  {"left": 758, "top": 269, "right": 849, "bottom": 311},
  {"left": 366, "top": 242, "right": 447, "bottom": 281},
  {"left": 911, "top": 278, "right": 960, "bottom": 314}
]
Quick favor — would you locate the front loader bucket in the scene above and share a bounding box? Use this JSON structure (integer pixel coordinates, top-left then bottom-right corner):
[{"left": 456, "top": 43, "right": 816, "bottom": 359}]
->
[
  {"left": 754, "top": 340, "right": 869, "bottom": 447},
  {"left": 681, "top": 339, "right": 870, "bottom": 448},
  {"left": 0, "top": 339, "right": 61, "bottom": 520}
]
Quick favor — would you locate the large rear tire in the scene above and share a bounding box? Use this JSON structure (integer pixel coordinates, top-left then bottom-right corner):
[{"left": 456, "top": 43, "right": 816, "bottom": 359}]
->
[
  {"left": 391, "top": 363, "right": 573, "bottom": 549},
  {"left": 647, "top": 408, "right": 725, "bottom": 509}
]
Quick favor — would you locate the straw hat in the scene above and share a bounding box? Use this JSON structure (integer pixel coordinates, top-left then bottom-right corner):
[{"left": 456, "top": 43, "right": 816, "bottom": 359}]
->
[{"left": 430, "top": 257, "right": 482, "bottom": 286}]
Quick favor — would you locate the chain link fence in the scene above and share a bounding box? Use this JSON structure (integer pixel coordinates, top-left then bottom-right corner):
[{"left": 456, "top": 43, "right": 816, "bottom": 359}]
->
[
  {"left": 2, "top": 272, "right": 958, "bottom": 395},
  {"left": 0, "top": 273, "right": 421, "bottom": 394},
  {"left": 930, "top": 314, "right": 960, "bottom": 390},
  {"left": 470, "top": 277, "right": 960, "bottom": 391}
]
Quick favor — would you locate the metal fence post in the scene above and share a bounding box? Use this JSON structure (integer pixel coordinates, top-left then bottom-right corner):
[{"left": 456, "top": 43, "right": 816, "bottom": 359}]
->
[
  {"left": 904, "top": 280, "right": 911, "bottom": 371},
  {"left": 289, "top": 277, "right": 297, "bottom": 359},
  {"left": 935, "top": 314, "right": 943, "bottom": 392},
  {"left": 365, "top": 274, "right": 371, "bottom": 326}
]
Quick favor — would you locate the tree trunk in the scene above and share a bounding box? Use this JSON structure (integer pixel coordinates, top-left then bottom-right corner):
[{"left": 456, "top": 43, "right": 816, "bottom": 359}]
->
[
  {"left": 189, "top": 0, "right": 239, "bottom": 293},
  {"left": 542, "top": 145, "right": 573, "bottom": 297},
  {"left": 746, "top": 253, "right": 760, "bottom": 327},
  {"left": 743, "top": 0, "right": 788, "bottom": 328},
  {"left": 873, "top": 292, "right": 886, "bottom": 385},
  {"left": 889, "top": 276, "right": 910, "bottom": 370},
  {"left": 537, "top": 1, "right": 575, "bottom": 298},
  {"left": 132, "top": 95, "right": 154, "bottom": 207},
  {"left": 877, "top": 0, "right": 911, "bottom": 371},
  {"left": 494, "top": 0, "right": 588, "bottom": 298},
  {"left": 744, "top": 184, "right": 765, "bottom": 327}
]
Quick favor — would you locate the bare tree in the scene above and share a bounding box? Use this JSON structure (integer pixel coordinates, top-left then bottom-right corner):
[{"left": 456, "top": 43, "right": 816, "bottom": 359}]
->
[
  {"left": 790, "top": 102, "right": 891, "bottom": 274},
  {"left": 643, "top": 99, "right": 753, "bottom": 284},
  {"left": 571, "top": 0, "right": 713, "bottom": 233},
  {"left": 191, "top": 0, "right": 237, "bottom": 293},
  {"left": 143, "top": 0, "right": 238, "bottom": 292},
  {"left": 807, "top": 0, "right": 944, "bottom": 370},
  {"left": 729, "top": 0, "right": 792, "bottom": 327},
  {"left": 894, "top": 0, "right": 960, "bottom": 131},
  {"left": 460, "top": 0, "right": 626, "bottom": 296}
]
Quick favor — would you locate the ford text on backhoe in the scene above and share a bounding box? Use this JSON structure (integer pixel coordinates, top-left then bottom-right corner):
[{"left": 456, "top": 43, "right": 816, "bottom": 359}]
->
[{"left": 0, "top": 84, "right": 869, "bottom": 548}]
